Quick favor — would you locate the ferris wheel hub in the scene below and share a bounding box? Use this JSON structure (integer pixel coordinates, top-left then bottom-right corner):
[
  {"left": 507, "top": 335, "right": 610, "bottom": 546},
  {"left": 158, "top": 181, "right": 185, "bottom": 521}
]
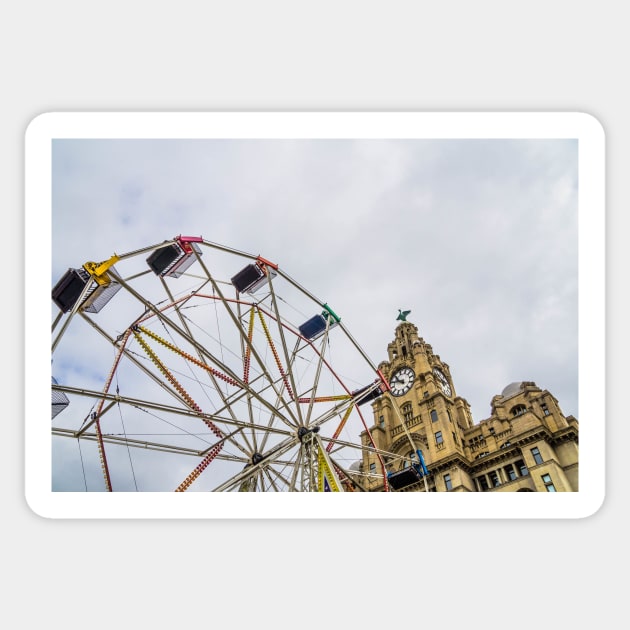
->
[{"left": 52, "top": 235, "right": 384, "bottom": 492}]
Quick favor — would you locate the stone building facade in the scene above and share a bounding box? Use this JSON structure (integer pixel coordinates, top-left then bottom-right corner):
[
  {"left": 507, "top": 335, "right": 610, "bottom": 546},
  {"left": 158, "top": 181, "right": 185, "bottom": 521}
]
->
[{"left": 356, "top": 321, "right": 578, "bottom": 492}]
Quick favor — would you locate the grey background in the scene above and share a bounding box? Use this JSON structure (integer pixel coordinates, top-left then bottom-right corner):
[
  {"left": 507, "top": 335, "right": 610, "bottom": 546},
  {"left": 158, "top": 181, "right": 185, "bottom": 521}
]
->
[{"left": 7, "top": 1, "right": 624, "bottom": 628}]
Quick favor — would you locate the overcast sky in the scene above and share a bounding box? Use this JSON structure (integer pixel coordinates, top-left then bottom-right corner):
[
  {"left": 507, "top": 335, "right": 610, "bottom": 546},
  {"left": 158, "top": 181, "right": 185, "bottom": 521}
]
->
[{"left": 50, "top": 133, "right": 579, "bottom": 490}]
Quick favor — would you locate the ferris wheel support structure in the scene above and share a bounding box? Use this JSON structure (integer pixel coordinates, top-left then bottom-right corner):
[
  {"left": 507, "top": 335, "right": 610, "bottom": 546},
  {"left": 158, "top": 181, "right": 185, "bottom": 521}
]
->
[{"left": 51, "top": 235, "right": 395, "bottom": 492}]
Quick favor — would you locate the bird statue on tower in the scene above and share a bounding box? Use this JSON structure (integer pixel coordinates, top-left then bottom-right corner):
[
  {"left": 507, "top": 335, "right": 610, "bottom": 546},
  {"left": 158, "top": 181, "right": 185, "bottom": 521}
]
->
[{"left": 397, "top": 309, "right": 411, "bottom": 322}]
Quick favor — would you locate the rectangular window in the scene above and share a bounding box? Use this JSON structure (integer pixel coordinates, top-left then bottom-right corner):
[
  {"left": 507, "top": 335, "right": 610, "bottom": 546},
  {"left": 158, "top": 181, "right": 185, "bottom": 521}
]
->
[
  {"left": 542, "top": 473, "right": 556, "bottom": 492},
  {"left": 435, "top": 431, "right": 443, "bottom": 445},
  {"left": 379, "top": 415, "right": 385, "bottom": 428},
  {"left": 431, "top": 410, "right": 438, "bottom": 422},
  {"left": 531, "top": 446, "right": 544, "bottom": 465},
  {"left": 369, "top": 462, "right": 376, "bottom": 475},
  {"left": 478, "top": 476, "right": 489, "bottom": 492},
  {"left": 490, "top": 471, "right": 500, "bottom": 487},
  {"left": 516, "top": 459, "right": 528, "bottom": 476},
  {"left": 541, "top": 403, "right": 550, "bottom": 416},
  {"left": 444, "top": 474, "right": 452, "bottom": 491},
  {"left": 505, "top": 464, "right": 517, "bottom": 481}
]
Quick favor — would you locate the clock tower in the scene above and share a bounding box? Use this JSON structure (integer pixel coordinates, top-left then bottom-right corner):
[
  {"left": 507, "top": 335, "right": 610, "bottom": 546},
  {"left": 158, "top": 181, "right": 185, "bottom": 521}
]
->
[
  {"left": 358, "top": 320, "right": 473, "bottom": 490},
  {"left": 356, "top": 318, "right": 579, "bottom": 492}
]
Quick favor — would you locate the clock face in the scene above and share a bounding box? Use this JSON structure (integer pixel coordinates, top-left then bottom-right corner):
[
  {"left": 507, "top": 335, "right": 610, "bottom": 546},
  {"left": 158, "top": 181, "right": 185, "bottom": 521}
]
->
[
  {"left": 433, "top": 368, "right": 452, "bottom": 396},
  {"left": 389, "top": 367, "right": 415, "bottom": 397}
]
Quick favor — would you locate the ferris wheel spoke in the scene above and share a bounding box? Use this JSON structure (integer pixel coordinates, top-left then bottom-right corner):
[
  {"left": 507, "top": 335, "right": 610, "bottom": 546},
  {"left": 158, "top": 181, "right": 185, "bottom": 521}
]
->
[
  {"left": 53, "top": 383, "right": 295, "bottom": 443},
  {"left": 158, "top": 276, "right": 244, "bottom": 422},
  {"left": 236, "top": 302, "right": 259, "bottom": 453},
  {"left": 264, "top": 274, "right": 306, "bottom": 425},
  {"left": 191, "top": 257, "right": 302, "bottom": 427},
  {"left": 52, "top": 236, "right": 389, "bottom": 492},
  {"left": 210, "top": 435, "right": 300, "bottom": 491},
  {"left": 287, "top": 443, "right": 304, "bottom": 491},
  {"left": 264, "top": 461, "right": 296, "bottom": 492},
  {"left": 300, "top": 324, "right": 335, "bottom": 426},
  {"left": 138, "top": 291, "right": 260, "bottom": 461},
  {"left": 254, "top": 340, "right": 303, "bottom": 455},
  {"left": 109, "top": 269, "right": 247, "bottom": 388},
  {"left": 80, "top": 314, "right": 218, "bottom": 429},
  {"left": 51, "top": 275, "right": 99, "bottom": 352}
]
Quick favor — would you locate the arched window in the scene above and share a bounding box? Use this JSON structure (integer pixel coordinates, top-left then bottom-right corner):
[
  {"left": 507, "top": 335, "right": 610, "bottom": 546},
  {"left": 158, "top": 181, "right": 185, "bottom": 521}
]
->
[
  {"left": 510, "top": 404, "right": 527, "bottom": 417},
  {"left": 401, "top": 450, "right": 415, "bottom": 469},
  {"left": 430, "top": 409, "right": 438, "bottom": 423}
]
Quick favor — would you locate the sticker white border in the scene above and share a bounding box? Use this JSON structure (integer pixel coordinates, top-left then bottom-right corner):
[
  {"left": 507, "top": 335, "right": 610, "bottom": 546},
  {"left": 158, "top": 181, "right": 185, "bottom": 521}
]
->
[{"left": 25, "top": 112, "right": 605, "bottom": 519}]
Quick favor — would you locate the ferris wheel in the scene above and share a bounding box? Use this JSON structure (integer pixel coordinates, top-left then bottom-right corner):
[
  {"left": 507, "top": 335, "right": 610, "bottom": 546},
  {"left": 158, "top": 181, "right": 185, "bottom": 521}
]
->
[{"left": 51, "top": 235, "right": 394, "bottom": 492}]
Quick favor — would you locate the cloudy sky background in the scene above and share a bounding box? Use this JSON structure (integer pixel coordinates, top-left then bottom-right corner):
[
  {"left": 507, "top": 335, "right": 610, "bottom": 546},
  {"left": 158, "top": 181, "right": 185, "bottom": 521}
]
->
[{"left": 49, "top": 131, "right": 579, "bottom": 490}]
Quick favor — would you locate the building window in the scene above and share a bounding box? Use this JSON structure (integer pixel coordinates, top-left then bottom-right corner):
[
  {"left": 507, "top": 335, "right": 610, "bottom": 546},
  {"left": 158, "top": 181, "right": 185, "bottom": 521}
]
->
[
  {"left": 452, "top": 431, "right": 458, "bottom": 445},
  {"left": 401, "top": 451, "right": 415, "bottom": 469},
  {"left": 531, "top": 447, "right": 543, "bottom": 465},
  {"left": 511, "top": 404, "right": 527, "bottom": 417},
  {"left": 516, "top": 459, "right": 528, "bottom": 476},
  {"left": 447, "top": 409, "right": 452, "bottom": 423},
  {"left": 369, "top": 462, "right": 376, "bottom": 475},
  {"left": 490, "top": 471, "right": 500, "bottom": 487},
  {"left": 541, "top": 403, "right": 550, "bottom": 416},
  {"left": 430, "top": 409, "right": 438, "bottom": 423},
  {"left": 444, "top": 474, "right": 452, "bottom": 491},
  {"left": 435, "top": 431, "right": 443, "bottom": 445},
  {"left": 542, "top": 473, "right": 556, "bottom": 492},
  {"left": 505, "top": 464, "right": 517, "bottom": 481},
  {"left": 402, "top": 403, "right": 413, "bottom": 423},
  {"left": 379, "top": 415, "right": 385, "bottom": 428},
  {"left": 478, "top": 476, "right": 489, "bottom": 492},
  {"left": 423, "top": 391, "right": 429, "bottom": 398}
]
